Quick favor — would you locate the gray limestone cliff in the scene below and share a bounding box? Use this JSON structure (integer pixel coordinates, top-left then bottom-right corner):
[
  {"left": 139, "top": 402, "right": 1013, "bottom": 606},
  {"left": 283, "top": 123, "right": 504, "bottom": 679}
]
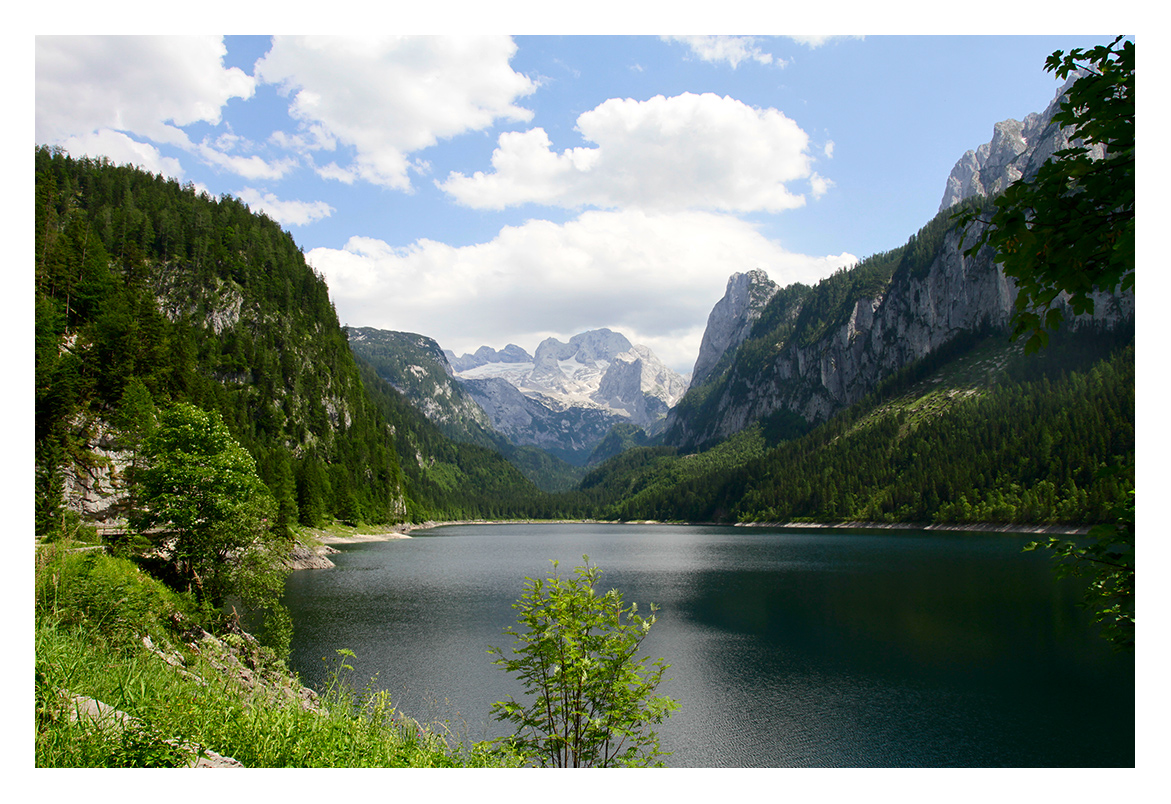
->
[
  {"left": 458, "top": 377, "right": 623, "bottom": 465},
  {"left": 594, "top": 344, "right": 689, "bottom": 426},
  {"left": 666, "top": 224, "right": 1131, "bottom": 450},
  {"left": 689, "top": 269, "right": 780, "bottom": 389},
  {"left": 938, "top": 74, "right": 1104, "bottom": 212}
]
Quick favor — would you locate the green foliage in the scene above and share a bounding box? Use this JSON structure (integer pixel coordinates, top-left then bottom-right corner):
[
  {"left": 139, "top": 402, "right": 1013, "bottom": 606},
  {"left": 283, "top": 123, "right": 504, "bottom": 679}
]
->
[
  {"left": 130, "top": 404, "right": 278, "bottom": 598},
  {"left": 1025, "top": 484, "right": 1134, "bottom": 651},
  {"left": 35, "top": 545, "right": 196, "bottom": 646},
  {"left": 34, "top": 620, "right": 510, "bottom": 768},
  {"left": 33, "top": 146, "right": 408, "bottom": 532},
  {"left": 585, "top": 330, "right": 1133, "bottom": 528},
  {"left": 955, "top": 36, "right": 1134, "bottom": 352},
  {"left": 35, "top": 549, "right": 512, "bottom": 768},
  {"left": 790, "top": 246, "right": 902, "bottom": 349},
  {"left": 587, "top": 422, "right": 652, "bottom": 466},
  {"left": 487, "top": 557, "right": 678, "bottom": 767},
  {"left": 125, "top": 402, "right": 293, "bottom": 656}
]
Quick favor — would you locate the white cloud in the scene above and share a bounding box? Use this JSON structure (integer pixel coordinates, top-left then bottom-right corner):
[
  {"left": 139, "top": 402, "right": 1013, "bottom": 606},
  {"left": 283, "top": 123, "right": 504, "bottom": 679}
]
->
[
  {"left": 306, "top": 210, "right": 855, "bottom": 373},
  {"left": 255, "top": 35, "right": 536, "bottom": 191},
  {"left": 664, "top": 36, "right": 782, "bottom": 69},
  {"left": 195, "top": 143, "right": 299, "bottom": 181},
  {"left": 786, "top": 35, "right": 865, "bottom": 49},
  {"left": 235, "top": 188, "right": 334, "bottom": 227},
  {"left": 809, "top": 172, "right": 833, "bottom": 199},
  {"left": 34, "top": 35, "right": 296, "bottom": 182},
  {"left": 56, "top": 130, "right": 186, "bottom": 179},
  {"left": 441, "top": 92, "right": 822, "bottom": 214},
  {"left": 36, "top": 35, "right": 254, "bottom": 147}
]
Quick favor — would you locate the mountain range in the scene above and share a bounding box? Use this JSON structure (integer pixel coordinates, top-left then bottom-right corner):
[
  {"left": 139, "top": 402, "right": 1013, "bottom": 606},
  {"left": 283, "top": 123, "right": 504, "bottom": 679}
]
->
[
  {"left": 342, "top": 73, "right": 1132, "bottom": 499},
  {"left": 36, "top": 65, "right": 1133, "bottom": 532},
  {"left": 349, "top": 326, "right": 687, "bottom": 472}
]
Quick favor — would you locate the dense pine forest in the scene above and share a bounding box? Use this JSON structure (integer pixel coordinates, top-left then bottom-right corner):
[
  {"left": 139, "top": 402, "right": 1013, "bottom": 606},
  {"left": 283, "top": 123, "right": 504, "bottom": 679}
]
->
[
  {"left": 582, "top": 326, "right": 1133, "bottom": 525},
  {"left": 33, "top": 147, "right": 557, "bottom": 535}
]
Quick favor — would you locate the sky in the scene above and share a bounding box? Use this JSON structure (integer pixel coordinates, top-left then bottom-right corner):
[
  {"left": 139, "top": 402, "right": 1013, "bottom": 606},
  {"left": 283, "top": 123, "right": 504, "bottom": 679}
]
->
[{"left": 34, "top": 30, "right": 1125, "bottom": 374}]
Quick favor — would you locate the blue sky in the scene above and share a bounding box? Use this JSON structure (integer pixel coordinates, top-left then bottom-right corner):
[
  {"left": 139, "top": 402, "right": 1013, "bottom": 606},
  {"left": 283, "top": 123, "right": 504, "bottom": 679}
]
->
[{"left": 35, "top": 31, "right": 1122, "bottom": 373}]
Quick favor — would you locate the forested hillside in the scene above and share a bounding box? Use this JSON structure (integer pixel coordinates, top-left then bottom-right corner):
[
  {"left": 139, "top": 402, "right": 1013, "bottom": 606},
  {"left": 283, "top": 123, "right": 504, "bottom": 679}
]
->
[
  {"left": 354, "top": 357, "right": 583, "bottom": 520},
  {"left": 581, "top": 326, "right": 1133, "bottom": 526},
  {"left": 347, "top": 327, "right": 585, "bottom": 492},
  {"left": 33, "top": 147, "right": 554, "bottom": 532}
]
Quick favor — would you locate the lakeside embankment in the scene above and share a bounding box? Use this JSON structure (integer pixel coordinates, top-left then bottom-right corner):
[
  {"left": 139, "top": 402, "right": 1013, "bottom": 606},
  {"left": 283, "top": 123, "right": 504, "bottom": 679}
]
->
[
  {"left": 735, "top": 521, "right": 1092, "bottom": 535},
  {"left": 289, "top": 518, "right": 1092, "bottom": 570},
  {"left": 291, "top": 520, "right": 613, "bottom": 569}
]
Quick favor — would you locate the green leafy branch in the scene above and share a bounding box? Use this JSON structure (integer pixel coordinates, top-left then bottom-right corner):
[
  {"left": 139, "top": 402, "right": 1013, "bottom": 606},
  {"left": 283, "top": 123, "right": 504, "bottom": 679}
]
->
[{"left": 487, "top": 556, "right": 678, "bottom": 767}]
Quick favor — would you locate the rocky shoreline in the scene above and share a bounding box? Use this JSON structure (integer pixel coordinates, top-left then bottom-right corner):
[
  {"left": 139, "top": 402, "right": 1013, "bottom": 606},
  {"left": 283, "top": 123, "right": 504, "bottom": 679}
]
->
[
  {"left": 734, "top": 520, "right": 1092, "bottom": 535},
  {"left": 286, "top": 517, "right": 1092, "bottom": 571}
]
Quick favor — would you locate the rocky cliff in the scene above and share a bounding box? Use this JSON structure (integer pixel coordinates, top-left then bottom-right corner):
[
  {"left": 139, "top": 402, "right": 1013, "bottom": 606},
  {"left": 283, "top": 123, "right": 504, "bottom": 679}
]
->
[
  {"left": 458, "top": 376, "right": 624, "bottom": 465},
  {"left": 347, "top": 327, "right": 498, "bottom": 445},
  {"left": 689, "top": 269, "right": 780, "bottom": 389},
  {"left": 938, "top": 74, "right": 1104, "bottom": 212},
  {"left": 664, "top": 77, "right": 1132, "bottom": 451}
]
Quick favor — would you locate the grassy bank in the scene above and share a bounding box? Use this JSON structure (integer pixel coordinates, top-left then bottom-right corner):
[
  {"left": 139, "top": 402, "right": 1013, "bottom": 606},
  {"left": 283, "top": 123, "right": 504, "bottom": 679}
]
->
[{"left": 34, "top": 542, "right": 516, "bottom": 768}]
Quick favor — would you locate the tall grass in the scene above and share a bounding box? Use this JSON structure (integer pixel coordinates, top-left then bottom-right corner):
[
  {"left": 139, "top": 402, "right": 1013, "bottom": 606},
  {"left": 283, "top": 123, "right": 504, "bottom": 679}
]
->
[{"left": 35, "top": 544, "right": 514, "bottom": 767}]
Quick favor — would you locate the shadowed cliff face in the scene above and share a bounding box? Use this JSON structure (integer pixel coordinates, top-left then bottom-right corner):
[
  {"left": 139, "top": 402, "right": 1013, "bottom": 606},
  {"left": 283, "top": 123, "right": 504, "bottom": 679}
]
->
[
  {"left": 662, "top": 74, "right": 1131, "bottom": 453},
  {"left": 664, "top": 215, "right": 1132, "bottom": 451}
]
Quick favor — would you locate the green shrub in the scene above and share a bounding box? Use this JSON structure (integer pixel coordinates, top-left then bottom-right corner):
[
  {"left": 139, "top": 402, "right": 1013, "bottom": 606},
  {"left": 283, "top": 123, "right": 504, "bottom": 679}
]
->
[
  {"left": 488, "top": 557, "right": 678, "bottom": 767},
  {"left": 35, "top": 545, "right": 192, "bottom": 644}
]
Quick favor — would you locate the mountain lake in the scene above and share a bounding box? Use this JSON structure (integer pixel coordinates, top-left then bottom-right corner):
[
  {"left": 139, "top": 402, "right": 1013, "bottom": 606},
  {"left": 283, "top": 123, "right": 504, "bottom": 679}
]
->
[{"left": 282, "top": 523, "right": 1134, "bottom": 767}]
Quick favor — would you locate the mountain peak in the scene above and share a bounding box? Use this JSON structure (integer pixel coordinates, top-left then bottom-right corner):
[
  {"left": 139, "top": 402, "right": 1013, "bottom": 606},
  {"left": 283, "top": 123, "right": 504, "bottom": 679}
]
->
[
  {"left": 446, "top": 343, "right": 534, "bottom": 372},
  {"left": 938, "top": 73, "right": 1104, "bottom": 212},
  {"left": 446, "top": 328, "right": 687, "bottom": 461},
  {"left": 689, "top": 270, "right": 779, "bottom": 388}
]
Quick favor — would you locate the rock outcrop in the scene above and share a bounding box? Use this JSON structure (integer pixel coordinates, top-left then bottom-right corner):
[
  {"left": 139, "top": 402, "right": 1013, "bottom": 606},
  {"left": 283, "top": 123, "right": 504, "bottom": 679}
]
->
[
  {"left": 59, "top": 692, "right": 245, "bottom": 767},
  {"left": 938, "top": 73, "right": 1104, "bottom": 212},
  {"left": 459, "top": 376, "right": 624, "bottom": 465},
  {"left": 61, "top": 417, "right": 132, "bottom": 522},
  {"left": 284, "top": 543, "right": 339, "bottom": 570},
  {"left": 347, "top": 327, "right": 499, "bottom": 448},
  {"left": 689, "top": 269, "right": 779, "bottom": 388}
]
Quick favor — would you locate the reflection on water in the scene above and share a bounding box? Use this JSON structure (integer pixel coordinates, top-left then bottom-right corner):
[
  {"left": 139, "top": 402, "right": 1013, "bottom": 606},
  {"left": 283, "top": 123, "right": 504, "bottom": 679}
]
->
[{"left": 282, "top": 524, "right": 1134, "bottom": 767}]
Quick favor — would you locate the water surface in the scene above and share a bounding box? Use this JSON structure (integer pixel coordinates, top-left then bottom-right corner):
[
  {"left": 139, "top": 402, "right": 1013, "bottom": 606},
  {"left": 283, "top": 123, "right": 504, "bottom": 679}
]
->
[{"left": 283, "top": 523, "right": 1133, "bottom": 767}]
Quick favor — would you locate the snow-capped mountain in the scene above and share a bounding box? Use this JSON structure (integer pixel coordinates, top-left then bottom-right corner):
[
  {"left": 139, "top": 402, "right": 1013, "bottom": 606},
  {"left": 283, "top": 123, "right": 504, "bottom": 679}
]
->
[{"left": 445, "top": 328, "right": 688, "bottom": 464}]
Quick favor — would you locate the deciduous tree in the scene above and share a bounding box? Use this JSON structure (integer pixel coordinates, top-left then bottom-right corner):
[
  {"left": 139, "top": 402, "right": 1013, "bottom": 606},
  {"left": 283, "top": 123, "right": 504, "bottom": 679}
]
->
[
  {"left": 130, "top": 404, "right": 283, "bottom": 602},
  {"left": 487, "top": 557, "right": 678, "bottom": 767}
]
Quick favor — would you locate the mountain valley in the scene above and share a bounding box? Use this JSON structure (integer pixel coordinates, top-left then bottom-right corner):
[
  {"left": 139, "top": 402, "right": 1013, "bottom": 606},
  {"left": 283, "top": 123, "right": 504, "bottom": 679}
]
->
[{"left": 35, "top": 53, "right": 1134, "bottom": 534}]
